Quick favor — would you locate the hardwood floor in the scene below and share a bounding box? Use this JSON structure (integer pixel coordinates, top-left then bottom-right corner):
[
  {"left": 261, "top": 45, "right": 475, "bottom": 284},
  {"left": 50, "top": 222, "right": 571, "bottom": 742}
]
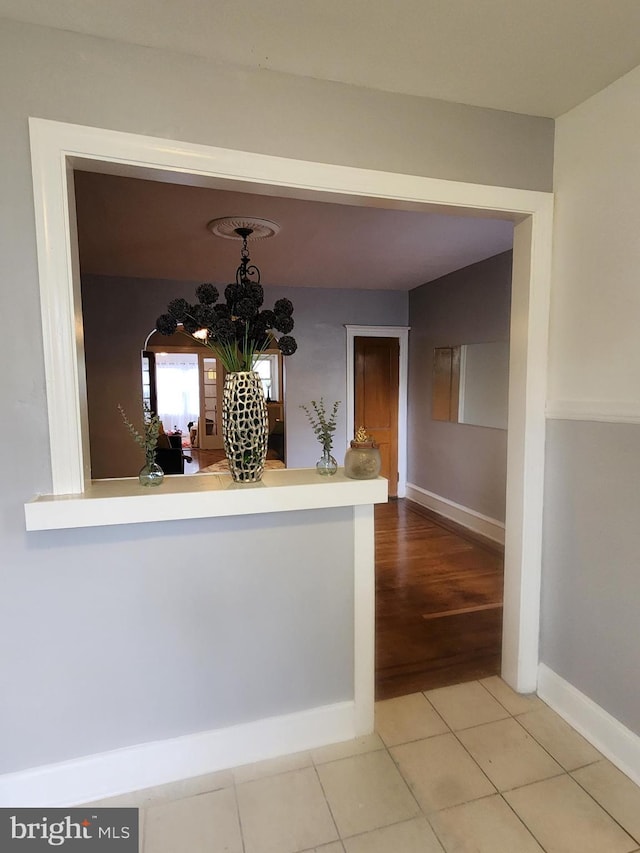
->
[{"left": 375, "top": 498, "right": 504, "bottom": 700}]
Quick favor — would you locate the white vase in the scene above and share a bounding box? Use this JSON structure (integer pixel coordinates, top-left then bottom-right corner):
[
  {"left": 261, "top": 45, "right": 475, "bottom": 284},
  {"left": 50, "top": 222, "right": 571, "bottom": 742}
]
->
[{"left": 222, "top": 371, "right": 268, "bottom": 482}]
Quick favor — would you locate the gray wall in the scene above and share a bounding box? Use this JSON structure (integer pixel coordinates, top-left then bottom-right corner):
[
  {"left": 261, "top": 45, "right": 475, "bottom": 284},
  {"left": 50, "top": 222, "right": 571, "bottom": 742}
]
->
[
  {"left": 542, "top": 420, "right": 640, "bottom": 734},
  {"left": 541, "top": 63, "right": 640, "bottom": 737},
  {"left": 0, "top": 16, "right": 553, "bottom": 777},
  {"left": 82, "top": 275, "right": 408, "bottom": 478},
  {"left": 407, "top": 251, "right": 512, "bottom": 521},
  {"left": 0, "top": 19, "right": 554, "bottom": 192},
  {"left": 5, "top": 508, "right": 354, "bottom": 772}
]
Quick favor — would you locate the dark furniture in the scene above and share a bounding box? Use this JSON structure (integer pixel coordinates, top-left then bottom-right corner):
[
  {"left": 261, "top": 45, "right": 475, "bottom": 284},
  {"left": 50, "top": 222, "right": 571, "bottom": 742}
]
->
[
  {"left": 154, "top": 447, "right": 187, "bottom": 474},
  {"left": 267, "top": 419, "right": 285, "bottom": 461}
]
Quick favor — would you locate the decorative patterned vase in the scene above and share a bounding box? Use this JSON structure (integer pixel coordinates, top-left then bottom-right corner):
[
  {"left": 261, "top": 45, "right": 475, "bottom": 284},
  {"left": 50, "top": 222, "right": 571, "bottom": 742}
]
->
[
  {"left": 138, "top": 457, "right": 164, "bottom": 487},
  {"left": 222, "top": 370, "right": 269, "bottom": 483},
  {"left": 344, "top": 439, "right": 382, "bottom": 480},
  {"left": 316, "top": 447, "right": 338, "bottom": 476}
]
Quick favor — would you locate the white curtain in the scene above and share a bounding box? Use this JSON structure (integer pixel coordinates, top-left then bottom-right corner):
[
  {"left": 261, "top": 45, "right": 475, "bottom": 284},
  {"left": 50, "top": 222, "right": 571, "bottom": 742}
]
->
[{"left": 155, "top": 357, "right": 199, "bottom": 436}]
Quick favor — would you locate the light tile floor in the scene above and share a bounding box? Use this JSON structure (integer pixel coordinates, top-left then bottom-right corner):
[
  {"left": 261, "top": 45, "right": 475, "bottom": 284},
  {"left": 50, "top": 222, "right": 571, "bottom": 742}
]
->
[{"left": 90, "top": 678, "right": 640, "bottom": 853}]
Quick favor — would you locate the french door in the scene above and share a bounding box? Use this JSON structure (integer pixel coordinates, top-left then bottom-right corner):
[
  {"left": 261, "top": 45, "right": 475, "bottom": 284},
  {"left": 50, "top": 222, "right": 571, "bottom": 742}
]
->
[{"left": 199, "top": 354, "right": 224, "bottom": 449}]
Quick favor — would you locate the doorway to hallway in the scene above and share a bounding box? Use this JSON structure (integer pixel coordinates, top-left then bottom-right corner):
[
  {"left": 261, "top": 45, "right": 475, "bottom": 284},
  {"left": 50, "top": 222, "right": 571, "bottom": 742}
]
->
[{"left": 375, "top": 499, "right": 503, "bottom": 700}]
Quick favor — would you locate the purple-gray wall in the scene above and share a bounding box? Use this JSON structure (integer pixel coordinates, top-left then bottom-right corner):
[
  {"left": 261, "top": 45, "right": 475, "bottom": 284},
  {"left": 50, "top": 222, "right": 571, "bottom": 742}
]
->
[
  {"left": 408, "top": 251, "right": 512, "bottom": 521},
  {"left": 0, "top": 16, "right": 551, "bottom": 780}
]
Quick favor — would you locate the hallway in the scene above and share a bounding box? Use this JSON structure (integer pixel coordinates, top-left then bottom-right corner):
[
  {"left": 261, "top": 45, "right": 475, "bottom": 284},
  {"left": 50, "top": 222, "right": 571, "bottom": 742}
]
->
[{"left": 375, "top": 499, "right": 504, "bottom": 700}]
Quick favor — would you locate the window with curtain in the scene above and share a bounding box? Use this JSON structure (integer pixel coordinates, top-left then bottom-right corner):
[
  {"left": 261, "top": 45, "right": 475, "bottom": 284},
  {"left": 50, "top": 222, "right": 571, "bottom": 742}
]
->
[
  {"left": 254, "top": 352, "right": 280, "bottom": 401},
  {"left": 155, "top": 352, "right": 199, "bottom": 435}
]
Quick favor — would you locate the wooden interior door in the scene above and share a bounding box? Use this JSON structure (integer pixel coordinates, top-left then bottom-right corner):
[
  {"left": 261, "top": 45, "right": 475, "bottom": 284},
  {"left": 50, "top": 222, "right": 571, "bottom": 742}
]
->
[{"left": 354, "top": 336, "right": 400, "bottom": 497}]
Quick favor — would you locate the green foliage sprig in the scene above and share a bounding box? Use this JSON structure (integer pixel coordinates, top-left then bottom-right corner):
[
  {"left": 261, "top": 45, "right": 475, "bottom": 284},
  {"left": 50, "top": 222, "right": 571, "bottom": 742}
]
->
[
  {"left": 119, "top": 402, "right": 161, "bottom": 464},
  {"left": 300, "top": 398, "right": 340, "bottom": 452}
]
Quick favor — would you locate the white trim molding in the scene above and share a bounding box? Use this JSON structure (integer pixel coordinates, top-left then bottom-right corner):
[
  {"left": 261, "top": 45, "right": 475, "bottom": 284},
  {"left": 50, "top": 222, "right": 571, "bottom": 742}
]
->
[
  {"left": 28, "top": 116, "right": 553, "bottom": 705},
  {"left": 500, "top": 215, "right": 553, "bottom": 693},
  {"left": 546, "top": 400, "right": 640, "bottom": 424},
  {"left": 353, "top": 504, "right": 376, "bottom": 736},
  {"left": 345, "top": 325, "right": 410, "bottom": 498},
  {"left": 0, "top": 701, "right": 355, "bottom": 808},
  {"left": 25, "top": 469, "right": 387, "bottom": 531},
  {"left": 406, "top": 483, "right": 505, "bottom": 545},
  {"left": 538, "top": 664, "right": 640, "bottom": 787}
]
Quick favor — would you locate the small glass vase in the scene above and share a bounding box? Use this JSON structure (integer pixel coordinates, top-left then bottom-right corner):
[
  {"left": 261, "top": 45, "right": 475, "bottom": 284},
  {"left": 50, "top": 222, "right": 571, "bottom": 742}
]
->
[
  {"left": 139, "top": 458, "right": 164, "bottom": 487},
  {"left": 316, "top": 447, "right": 338, "bottom": 476}
]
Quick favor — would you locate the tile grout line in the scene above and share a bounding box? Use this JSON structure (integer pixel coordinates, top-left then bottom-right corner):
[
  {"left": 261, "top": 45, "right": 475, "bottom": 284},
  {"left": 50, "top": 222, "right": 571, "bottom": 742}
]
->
[
  {"left": 567, "top": 768, "right": 640, "bottom": 847},
  {"left": 420, "top": 680, "right": 574, "bottom": 851},
  {"left": 427, "top": 679, "right": 639, "bottom": 852},
  {"left": 380, "top": 732, "right": 441, "bottom": 821},
  {"left": 232, "top": 782, "right": 248, "bottom": 853},
  {"left": 425, "top": 681, "right": 556, "bottom": 853},
  {"left": 310, "top": 762, "right": 344, "bottom": 848},
  {"left": 504, "top": 700, "right": 640, "bottom": 840},
  {"left": 342, "top": 737, "right": 434, "bottom": 841},
  {"left": 422, "top": 794, "right": 496, "bottom": 853},
  {"left": 379, "top": 694, "right": 510, "bottom": 850},
  {"left": 316, "top": 738, "right": 434, "bottom": 841},
  {"left": 510, "top": 707, "right": 593, "bottom": 773},
  {"left": 477, "top": 679, "right": 616, "bottom": 786},
  {"left": 327, "top": 815, "right": 441, "bottom": 849},
  {"left": 421, "top": 683, "right": 502, "bottom": 798},
  {"left": 497, "top": 789, "right": 553, "bottom": 853}
]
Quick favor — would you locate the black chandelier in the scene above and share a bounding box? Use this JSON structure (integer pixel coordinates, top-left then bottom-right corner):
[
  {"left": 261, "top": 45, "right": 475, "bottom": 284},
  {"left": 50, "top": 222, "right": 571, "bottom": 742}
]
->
[{"left": 233, "top": 227, "right": 261, "bottom": 288}]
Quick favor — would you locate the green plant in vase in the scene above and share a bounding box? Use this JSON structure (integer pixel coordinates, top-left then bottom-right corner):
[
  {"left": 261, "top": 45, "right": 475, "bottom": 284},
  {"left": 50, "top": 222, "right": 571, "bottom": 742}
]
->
[
  {"left": 300, "top": 398, "right": 340, "bottom": 476},
  {"left": 119, "top": 402, "right": 164, "bottom": 486}
]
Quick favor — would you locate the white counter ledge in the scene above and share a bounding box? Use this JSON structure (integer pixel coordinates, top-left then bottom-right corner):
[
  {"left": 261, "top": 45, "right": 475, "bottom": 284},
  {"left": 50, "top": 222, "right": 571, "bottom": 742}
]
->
[{"left": 24, "top": 468, "right": 388, "bottom": 531}]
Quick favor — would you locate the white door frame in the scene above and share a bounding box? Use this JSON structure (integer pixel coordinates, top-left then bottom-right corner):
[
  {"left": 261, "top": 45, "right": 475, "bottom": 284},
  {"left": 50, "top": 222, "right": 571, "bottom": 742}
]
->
[
  {"left": 28, "top": 117, "right": 553, "bottom": 694},
  {"left": 345, "top": 325, "right": 409, "bottom": 498}
]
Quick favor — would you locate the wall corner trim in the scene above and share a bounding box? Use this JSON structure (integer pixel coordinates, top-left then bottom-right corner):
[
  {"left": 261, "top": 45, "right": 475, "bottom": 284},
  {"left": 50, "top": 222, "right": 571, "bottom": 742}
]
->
[
  {"left": 406, "top": 482, "right": 505, "bottom": 544},
  {"left": 537, "top": 663, "right": 640, "bottom": 787},
  {"left": 546, "top": 400, "right": 640, "bottom": 424},
  {"left": 0, "top": 700, "right": 356, "bottom": 808}
]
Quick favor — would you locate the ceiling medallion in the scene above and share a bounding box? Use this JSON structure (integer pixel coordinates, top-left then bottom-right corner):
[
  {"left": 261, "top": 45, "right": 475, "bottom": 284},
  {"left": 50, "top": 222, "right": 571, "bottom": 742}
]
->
[{"left": 207, "top": 217, "right": 280, "bottom": 241}]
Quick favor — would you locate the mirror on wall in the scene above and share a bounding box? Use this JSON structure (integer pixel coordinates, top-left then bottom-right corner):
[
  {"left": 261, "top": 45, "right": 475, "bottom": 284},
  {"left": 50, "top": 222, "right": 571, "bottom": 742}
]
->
[
  {"left": 432, "top": 341, "right": 509, "bottom": 430},
  {"left": 142, "top": 330, "right": 286, "bottom": 472}
]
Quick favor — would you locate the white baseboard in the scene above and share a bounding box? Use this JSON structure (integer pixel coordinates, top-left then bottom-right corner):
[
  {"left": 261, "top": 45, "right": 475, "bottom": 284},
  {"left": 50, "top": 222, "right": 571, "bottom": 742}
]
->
[
  {"left": 406, "top": 483, "right": 505, "bottom": 545},
  {"left": 0, "top": 701, "right": 356, "bottom": 808},
  {"left": 538, "top": 664, "right": 640, "bottom": 786}
]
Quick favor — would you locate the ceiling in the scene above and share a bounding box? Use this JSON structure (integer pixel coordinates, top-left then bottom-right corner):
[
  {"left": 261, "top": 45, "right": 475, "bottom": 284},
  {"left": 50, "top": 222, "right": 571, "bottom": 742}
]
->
[
  {"left": 74, "top": 171, "right": 514, "bottom": 291},
  {"left": 2, "top": 0, "right": 640, "bottom": 117}
]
